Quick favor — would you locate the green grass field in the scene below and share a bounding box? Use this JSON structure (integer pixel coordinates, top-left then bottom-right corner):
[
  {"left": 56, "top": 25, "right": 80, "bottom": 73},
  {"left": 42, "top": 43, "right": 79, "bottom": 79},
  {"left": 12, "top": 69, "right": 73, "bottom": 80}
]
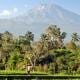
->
[
  {"left": 0, "top": 70, "right": 80, "bottom": 80},
  {"left": 0, "top": 70, "right": 48, "bottom": 75}
]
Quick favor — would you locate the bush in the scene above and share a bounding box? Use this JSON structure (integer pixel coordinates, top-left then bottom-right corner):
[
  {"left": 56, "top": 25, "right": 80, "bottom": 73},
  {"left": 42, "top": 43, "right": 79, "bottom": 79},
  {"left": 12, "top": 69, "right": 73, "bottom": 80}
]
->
[
  {"left": 0, "top": 63, "right": 5, "bottom": 70},
  {"left": 48, "top": 63, "right": 55, "bottom": 74}
]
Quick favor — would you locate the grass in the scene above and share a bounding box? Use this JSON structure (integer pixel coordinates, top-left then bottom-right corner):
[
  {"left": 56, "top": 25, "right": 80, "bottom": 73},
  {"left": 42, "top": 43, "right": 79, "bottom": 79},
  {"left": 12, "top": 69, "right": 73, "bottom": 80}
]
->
[
  {"left": 0, "top": 70, "right": 26, "bottom": 75},
  {"left": 0, "top": 70, "right": 80, "bottom": 76},
  {"left": 0, "top": 71, "right": 80, "bottom": 79},
  {"left": 0, "top": 70, "right": 48, "bottom": 75}
]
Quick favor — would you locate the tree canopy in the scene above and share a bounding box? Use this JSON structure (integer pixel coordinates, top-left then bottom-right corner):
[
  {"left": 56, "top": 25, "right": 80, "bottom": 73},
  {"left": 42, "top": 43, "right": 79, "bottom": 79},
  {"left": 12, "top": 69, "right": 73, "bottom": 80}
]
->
[{"left": 0, "top": 25, "right": 80, "bottom": 75}]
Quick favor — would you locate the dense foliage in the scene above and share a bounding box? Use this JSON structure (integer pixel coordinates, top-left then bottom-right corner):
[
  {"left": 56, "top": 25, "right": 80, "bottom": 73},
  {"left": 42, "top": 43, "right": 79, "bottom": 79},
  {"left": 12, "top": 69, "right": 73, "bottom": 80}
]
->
[{"left": 0, "top": 25, "right": 80, "bottom": 75}]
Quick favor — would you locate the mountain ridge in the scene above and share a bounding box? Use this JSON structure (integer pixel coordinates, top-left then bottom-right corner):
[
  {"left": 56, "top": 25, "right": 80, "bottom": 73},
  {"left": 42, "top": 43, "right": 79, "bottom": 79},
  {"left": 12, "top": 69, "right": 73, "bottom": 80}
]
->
[{"left": 0, "top": 4, "right": 80, "bottom": 40}]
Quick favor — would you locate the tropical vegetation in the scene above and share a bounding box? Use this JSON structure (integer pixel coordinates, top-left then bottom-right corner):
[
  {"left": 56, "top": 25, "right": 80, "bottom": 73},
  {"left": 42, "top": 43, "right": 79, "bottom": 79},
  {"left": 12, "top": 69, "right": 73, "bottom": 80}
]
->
[{"left": 0, "top": 24, "right": 80, "bottom": 75}]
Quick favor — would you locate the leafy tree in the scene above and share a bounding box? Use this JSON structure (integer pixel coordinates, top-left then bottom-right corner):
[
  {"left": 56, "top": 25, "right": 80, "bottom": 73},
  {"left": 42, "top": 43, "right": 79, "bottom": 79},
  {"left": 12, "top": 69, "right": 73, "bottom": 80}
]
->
[
  {"left": 0, "top": 31, "right": 14, "bottom": 67},
  {"left": 7, "top": 49, "right": 22, "bottom": 70},
  {"left": 19, "top": 31, "right": 34, "bottom": 53},
  {"left": 46, "top": 25, "right": 66, "bottom": 48},
  {"left": 71, "top": 32, "right": 80, "bottom": 42}
]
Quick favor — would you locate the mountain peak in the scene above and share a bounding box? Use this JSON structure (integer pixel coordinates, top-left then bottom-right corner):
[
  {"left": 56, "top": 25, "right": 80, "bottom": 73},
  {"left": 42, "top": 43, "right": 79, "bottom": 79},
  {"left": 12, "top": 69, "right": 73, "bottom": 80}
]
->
[
  {"left": 32, "top": 4, "right": 57, "bottom": 12},
  {"left": 0, "top": 4, "right": 80, "bottom": 39}
]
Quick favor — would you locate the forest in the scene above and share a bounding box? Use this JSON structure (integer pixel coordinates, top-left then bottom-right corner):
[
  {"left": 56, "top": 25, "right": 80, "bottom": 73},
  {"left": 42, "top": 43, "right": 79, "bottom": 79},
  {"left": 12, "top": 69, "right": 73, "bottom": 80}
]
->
[{"left": 0, "top": 24, "right": 80, "bottom": 75}]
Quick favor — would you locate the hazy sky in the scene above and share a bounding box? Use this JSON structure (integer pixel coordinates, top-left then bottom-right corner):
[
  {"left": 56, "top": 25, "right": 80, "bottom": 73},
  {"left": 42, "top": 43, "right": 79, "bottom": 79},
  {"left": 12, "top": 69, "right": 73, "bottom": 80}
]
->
[{"left": 0, "top": 0, "right": 80, "bottom": 17}]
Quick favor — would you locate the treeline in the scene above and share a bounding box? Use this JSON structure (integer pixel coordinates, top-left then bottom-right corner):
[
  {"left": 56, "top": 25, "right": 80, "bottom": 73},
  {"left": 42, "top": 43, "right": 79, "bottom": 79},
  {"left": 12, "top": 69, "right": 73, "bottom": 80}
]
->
[{"left": 0, "top": 25, "right": 80, "bottom": 74}]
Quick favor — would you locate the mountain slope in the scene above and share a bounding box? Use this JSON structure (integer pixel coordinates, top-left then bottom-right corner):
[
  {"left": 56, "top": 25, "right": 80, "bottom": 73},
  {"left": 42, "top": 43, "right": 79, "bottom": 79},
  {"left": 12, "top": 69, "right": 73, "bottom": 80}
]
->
[{"left": 0, "top": 4, "right": 80, "bottom": 39}]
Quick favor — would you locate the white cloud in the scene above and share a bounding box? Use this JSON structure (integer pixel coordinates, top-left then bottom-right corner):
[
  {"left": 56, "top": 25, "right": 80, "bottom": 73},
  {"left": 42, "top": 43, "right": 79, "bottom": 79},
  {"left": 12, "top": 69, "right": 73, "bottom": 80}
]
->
[
  {"left": 0, "top": 10, "right": 11, "bottom": 16},
  {"left": 0, "top": 8, "right": 18, "bottom": 18},
  {"left": 13, "top": 8, "right": 18, "bottom": 13}
]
